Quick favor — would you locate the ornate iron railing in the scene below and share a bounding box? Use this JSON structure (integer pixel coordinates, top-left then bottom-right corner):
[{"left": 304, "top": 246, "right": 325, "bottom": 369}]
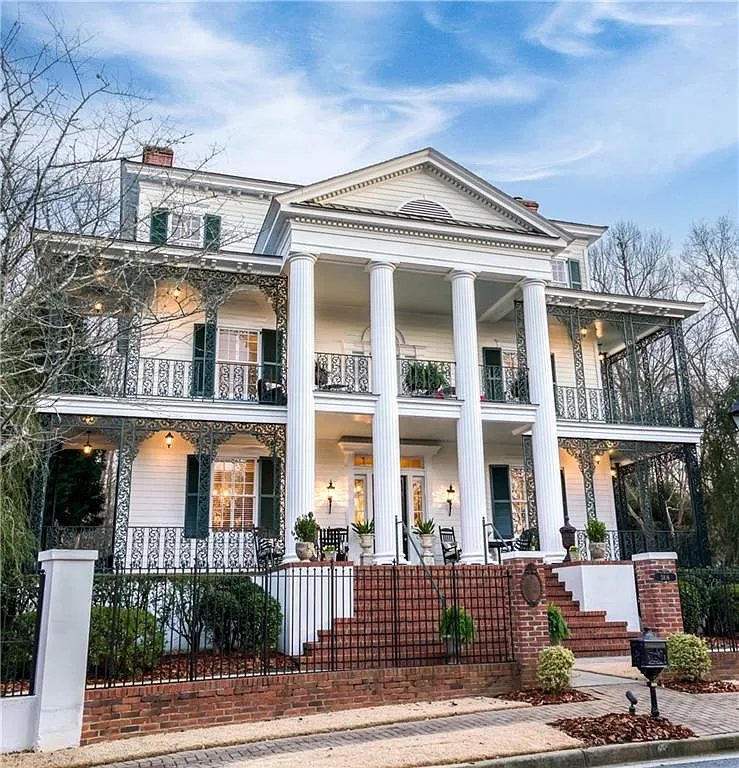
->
[
  {"left": 41, "top": 525, "right": 114, "bottom": 567},
  {"left": 54, "top": 355, "right": 286, "bottom": 404},
  {"left": 314, "top": 352, "right": 371, "bottom": 393},
  {"left": 398, "top": 359, "right": 456, "bottom": 398},
  {"left": 479, "top": 364, "right": 529, "bottom": 404},
  {"left": 574, "top": 528, "right": 702, "bottom": 566},
  {"left": 554, "top": 385, "right": 683, "bottom": 427}
]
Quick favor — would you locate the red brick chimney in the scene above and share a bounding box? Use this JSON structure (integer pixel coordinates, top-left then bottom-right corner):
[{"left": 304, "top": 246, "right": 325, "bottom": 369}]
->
[
  {"left": 142, "top": 146, "right": 174, "bottom": 167},
  {"left": 513, "top": 196, "right": 540, "bottom": 212}
]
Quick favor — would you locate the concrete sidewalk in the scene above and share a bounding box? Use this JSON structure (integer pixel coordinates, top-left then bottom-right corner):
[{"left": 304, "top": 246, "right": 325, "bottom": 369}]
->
[{"left": 6, "top": 660, "right": 738, "bottom": 768}]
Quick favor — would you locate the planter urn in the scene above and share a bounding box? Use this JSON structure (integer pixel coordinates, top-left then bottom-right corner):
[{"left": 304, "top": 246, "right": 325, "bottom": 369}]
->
[
  {"left": 295, "top": 541, "right": 315, "bottom": 562},
  {"left": 419, "top": 534, "right": 435, "bottom": 565},
  {"left": 357, "top": 533, "right": 375, "bottom": 565},
  {"left": 324, "top": 550, "right": 337, "bottom": 563},
  {"left": 589, "top": 541, "right": 606, "bottom": 560}
]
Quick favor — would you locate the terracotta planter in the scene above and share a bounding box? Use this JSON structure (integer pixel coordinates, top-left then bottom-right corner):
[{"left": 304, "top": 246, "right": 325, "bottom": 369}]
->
[{"left": 295, "top": 541, "right": 315, "bottom": 561}]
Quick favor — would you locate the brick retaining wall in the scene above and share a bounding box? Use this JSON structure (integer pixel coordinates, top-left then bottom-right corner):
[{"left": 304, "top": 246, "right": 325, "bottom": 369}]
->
[
  {"left": 710, "top": 651, "right": 739, "bottom": 680},
  {"left": 82, "top": 662, "right": 517, "bottom": 744}
]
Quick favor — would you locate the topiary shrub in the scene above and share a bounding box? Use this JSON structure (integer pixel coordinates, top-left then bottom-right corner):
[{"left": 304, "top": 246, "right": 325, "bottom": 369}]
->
[
  {"left": 679, "top": 578, "right": 710, "bottom": 634},
  {"left": 87, "top": 606, "right": 165, "bottom": 678},
  {"left": 706, "top": 583, "right": 739, "bottom": 638},
  {"left": 536, "top": 645, "right": 575, "bottom": 693},
  {"left": 198, "top": 575, "right": 282, "bottom": 654},
  {"left": 667, "top": 632, "right": 712, "bottom": 682},
  {"left": 547, "top": 603, "right": 570, "bottom": 645}
]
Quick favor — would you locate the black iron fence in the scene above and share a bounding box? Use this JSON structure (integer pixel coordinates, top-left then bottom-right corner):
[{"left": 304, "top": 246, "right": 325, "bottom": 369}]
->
[
  {"left": 314, "top": 352, "right": 371, "bottom": 393},
  {"left": 1, "top": 571, "right": 45, "bottom": 697},
  {"left": 398, "top": 359, "right": 457, "bottom": 398},
  {"left": 479, "top": 364, "right": 529, "bottom": 404},
  {"left": 677, "top": 566, "right": 738, "bottom": 652},
  {"left": 575, "top": 528, "right": 702, "bottom": 566},
  {"left": 85, "top": 563, "right": 514, "bottom": 688},
  {"left": 554, "top": 385, "right": 683, "bottom": 427}
]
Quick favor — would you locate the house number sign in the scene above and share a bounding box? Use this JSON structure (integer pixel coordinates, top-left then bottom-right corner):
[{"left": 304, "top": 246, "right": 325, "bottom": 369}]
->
[{"left": 652, "top": 569, "right": 677, "bottom": 583}]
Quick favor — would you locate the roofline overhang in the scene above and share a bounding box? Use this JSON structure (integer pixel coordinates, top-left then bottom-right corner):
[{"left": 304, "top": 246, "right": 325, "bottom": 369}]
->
[
  {"left": 548, "top": 219, "right": 609, "bottom": 244},
  {"left": 546, "top": 286, "right": 703, "bottom": 319},
  {"left": 35, "top": 231, "right": 283, "bottom": 274},
  {"left": 257, "top": 203, "right": 570, "bottom": 256}
]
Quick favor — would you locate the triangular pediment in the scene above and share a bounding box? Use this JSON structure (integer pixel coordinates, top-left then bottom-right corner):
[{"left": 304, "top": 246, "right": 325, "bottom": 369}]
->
[{"left": 273, "top": 148, "right": 569, "bottom": 241}]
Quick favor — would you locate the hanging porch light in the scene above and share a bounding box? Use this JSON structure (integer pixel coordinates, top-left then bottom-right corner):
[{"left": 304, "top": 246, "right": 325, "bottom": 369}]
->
[
  {"left": 82, "top": 431, "right": 93, "bottom": 456},
  {"left": 165, "top": 432, "right": 174, "bottom": 449}
]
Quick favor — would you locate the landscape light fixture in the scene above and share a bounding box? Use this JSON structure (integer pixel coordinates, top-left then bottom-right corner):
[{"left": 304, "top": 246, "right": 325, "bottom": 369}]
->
[
  {"left": 82, "top": 432, "right": 93, "bottom": 456},
  {"left": 446, "top": 484, "right": 455, "bottom": 515},
  {"left": 326, "top": 479, "right": 335, "bottom": 514},
  {"left": 625, "top": 690, "right": 638, "bottom": 716},
  {"left": 730, "top": 398, "right": 739, "bottom": 431},
  {"left": 165, "top": 432, "right": 174, "bottom": 449}
]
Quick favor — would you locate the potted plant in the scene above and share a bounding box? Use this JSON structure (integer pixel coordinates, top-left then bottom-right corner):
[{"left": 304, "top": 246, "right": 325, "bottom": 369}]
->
[
  {"left": 413, "top": 518, "right": 436, "bottom": 564},
  {"left": 351, "top": 518, "right": 375, "bottom": 564},
  {"left": 547, "top": 603, "right": 571, "bottom": 646},
  {"left": 567, "top": 545, "right": 580, "bottom": 562},
  {"left": 404, "top": 361, "right": 428, "bottom": 395},
  {"left": 293, "top": 513, "right": 317, "bottom": 561},
  {"left": 585, "top": 518, "right": 607, "bottom": 560},
  {"left": 439, "top": 605, "right": 475, "bottom": 664},
  {"left": 322, "top": 544, "right": 337, "bottom": 563}
]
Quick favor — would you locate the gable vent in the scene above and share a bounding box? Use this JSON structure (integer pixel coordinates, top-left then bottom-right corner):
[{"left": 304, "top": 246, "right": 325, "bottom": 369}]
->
[{"left": 397, "top": 198, "right": 453, "bottom": 220}]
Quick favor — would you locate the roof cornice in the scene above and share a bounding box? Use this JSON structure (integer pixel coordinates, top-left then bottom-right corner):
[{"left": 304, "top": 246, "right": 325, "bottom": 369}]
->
[{"left": 546, "top": 287, "right": 703, "bottom": 318}]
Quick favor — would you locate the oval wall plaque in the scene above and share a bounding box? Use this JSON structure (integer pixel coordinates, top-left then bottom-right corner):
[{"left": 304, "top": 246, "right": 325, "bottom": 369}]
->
[{"left": 520, "top": 563, "right": 543, "bottom": 606}]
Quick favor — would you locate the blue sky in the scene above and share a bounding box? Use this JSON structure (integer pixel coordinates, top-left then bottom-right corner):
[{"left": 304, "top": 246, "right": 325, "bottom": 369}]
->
[{"left": 6, "top": 1, "right": 738, "bottom": 244}]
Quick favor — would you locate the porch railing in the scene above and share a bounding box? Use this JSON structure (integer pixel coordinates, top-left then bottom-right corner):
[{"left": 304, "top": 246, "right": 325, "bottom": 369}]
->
[
  {"left": 574, "top": 528, "right": 702, "bottom": 566},
  {"left": 315, "top": 352, "right": 371, "bottom": 393},
  {"left": 54, "top": 354, "right": 286, "bottom": 404},
  {"left": 398, "top": 359, "right": 457, "bottom": 398},
  {"left": 479, "top": 364, "right": 529, "bottom": 404},
  {"left": 554, "top": 385, "right": 684, "bottom": 426}
]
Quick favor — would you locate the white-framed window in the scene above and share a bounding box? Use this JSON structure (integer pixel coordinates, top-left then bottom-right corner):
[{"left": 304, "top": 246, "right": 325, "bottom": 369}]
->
[
  {"left": 552, "top": 258, "right": 584, "bottom": 289},
  {"left": 509, "top": 466, "right": 530, "bottom": 535},
  {"left": 217, "top": 328, "right": 259, "bottom": 364},
  {"left": 211, "top": 459, "right": 257, "bottom": 530},
  {"left": 171, "top": 213, "right": 202, "bottom": 246},
  {"left": 552, "top": 259, "right": 568, "bottom": 286}
]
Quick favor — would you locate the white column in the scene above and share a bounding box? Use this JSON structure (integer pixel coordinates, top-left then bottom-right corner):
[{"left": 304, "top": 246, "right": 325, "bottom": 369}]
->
[
  {"left": 450, "top": 270, "right": 486, "bottom": 563},
  {"left": 522, "top": 278, "right": 564, "bottom": 554},
  {"left": 285, "top": 253, "right": 316, "bottom": 562},
  {"left": 369, "top": 261, "right": 402, "bottom": 564},
  {"left": 34, "top": 549, "right": 97, "bottom": 750}
]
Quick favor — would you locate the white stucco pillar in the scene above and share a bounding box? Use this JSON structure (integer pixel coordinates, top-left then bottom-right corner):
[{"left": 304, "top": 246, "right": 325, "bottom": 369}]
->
[
  {"left": 522, "top": 279, "right": 564, "bottom": 554},
  {"left": 285, "top": 253, "right": 316, "bottom": 562},
  {"left": 450, "top": 270, "right": 486, "bottom": 563},
  {"left": 369, "top": 261, "right": 402, "bottom": 564},
  {"left": 34, "top": 549, "right": 97, "bottom": 750}
]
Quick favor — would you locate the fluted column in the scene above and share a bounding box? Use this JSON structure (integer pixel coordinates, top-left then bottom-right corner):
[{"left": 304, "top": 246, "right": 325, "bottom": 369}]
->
[
  {"left": 450, "top": 270, "right": 486, "bottom": 563},
  {"left": 522, "top": 279, "right": 564, "bottom": 553},
  {"left": 284, "top": 253, "right": 316, "bottom": 562},
  {"left": 369, "top": 261, "right": 402, "bottom": 564}
]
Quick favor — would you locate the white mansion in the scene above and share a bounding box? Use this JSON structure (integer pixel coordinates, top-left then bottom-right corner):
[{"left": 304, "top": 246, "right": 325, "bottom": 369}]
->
[{"left": 35, "top": 146, "right": 708, "bottom": 568}]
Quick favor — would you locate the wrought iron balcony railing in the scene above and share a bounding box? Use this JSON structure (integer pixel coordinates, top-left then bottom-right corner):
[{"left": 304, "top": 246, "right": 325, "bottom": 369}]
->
[
  {"left": 479, "top": 364, "right": 529, "bottom": 404},
  {"left": 398, "top": 359, "right": 457, "bottom": 399},
  {"left": 574, "top": 528, "right": 703, "bottom": 566},
  {"left": 554, "top": 385, "right": 684, "bottom": 427},
  {"left": 54, "top": 355, "right": 286, "bottom": 404},
  {"left": 314, "top": 352, "right": 371, "bottom": 393}
]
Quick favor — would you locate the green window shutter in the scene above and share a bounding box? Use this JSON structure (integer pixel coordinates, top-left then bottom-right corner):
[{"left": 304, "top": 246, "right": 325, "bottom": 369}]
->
[
  {"left": 204, "top": 214, "right": 221, "bottom": 251},
  {"left": 550, "top": 353, "right": 557, "bottom": 383},
  {"left": 258, "top": 457, "right": 281, "bottom": 537},
  {"left": 261, "top": 328, "right": 279, "bottom": 382},
  {"left": 567, "top": 259, "right": 583, "bottom": 290},
  {"left": 190, "top": 323, "right": 216, "bottom": 397},
  {"left": 482, "top": 347, "right": 503, "bottom": 401},
  {"left": 560, "top": 468, "right": 569, "bottom": 519},
  {"left": 490, "top": 465, "right": 513, "bottom": 539},
  {"left": 184, "top": 454, "right": 210, "bottom": 539},
  {"left": 150, "top": 210, "right": 169, "bottom": 244}
]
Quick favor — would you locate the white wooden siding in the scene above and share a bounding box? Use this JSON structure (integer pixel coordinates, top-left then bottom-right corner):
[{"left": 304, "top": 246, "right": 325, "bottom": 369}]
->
[{"left": 327, "top": 169, "right": 521, "bottom": 229}]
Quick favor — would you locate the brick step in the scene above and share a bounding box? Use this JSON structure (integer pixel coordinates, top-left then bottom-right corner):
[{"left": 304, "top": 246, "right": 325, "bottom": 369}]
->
[
  {"left": 559, "top": 616, "right": 629, "bottom": 630},
  {"left": 562, "top": 638, "right": 632, "bottom": 654}
]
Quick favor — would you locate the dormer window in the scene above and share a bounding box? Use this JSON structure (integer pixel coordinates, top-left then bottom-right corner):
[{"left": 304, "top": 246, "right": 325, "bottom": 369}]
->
[
  {"left": 397, "top": 199, "right": 453, "bottom": 220},
  {"left": 172, "top": 213, "right": 202, "bottom": 246},
  {"left": 552, "top": 258, "right": 583, "bottom": 290},
  {"left": 149, "top": 209, "right": 222, "bottom": 250}
]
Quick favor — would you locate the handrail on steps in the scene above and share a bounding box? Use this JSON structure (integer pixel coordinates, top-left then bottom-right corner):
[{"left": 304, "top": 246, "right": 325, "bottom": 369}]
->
[{"left": 394, "top": 516, "right": 447, "bottom": 610}]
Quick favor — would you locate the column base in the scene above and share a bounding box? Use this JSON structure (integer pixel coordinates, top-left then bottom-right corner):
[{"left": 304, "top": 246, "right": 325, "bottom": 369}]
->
[
  {"left": 373, "top": 552, "right": 397, "bottom": 565},
  {"left": 459, "top": 553, "right": 485, "bottom": 565}
]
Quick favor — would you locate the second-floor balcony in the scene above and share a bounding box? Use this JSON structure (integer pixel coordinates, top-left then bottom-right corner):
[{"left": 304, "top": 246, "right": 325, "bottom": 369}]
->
[
  {"left": 314, "top": 353, "right": 371, "bottom": 394},
  {"left": 398, "top": 359, "right": 457, "bottom": 398},
  {"left": 56, "top": 355, "right": 286, "bottom": 404},
  {"left": 480, "top": 364, "right": 529, "bottom": 404},
  {"left": 554, "top": 385, "right": 684, "bottom": 427}
]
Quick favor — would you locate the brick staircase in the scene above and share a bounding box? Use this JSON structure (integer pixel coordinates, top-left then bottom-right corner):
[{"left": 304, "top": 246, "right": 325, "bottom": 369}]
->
[
  {"left": 302, "top": 566, "right": 512, "bottom": 669},
  {"left": 544, "top": 566, "right": 640, "bottom": 657}
]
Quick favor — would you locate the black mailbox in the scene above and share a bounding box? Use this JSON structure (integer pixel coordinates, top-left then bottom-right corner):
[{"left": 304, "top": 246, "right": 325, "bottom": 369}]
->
[{"left": 630, "top": 628, "right": 668, "bottom": 717}]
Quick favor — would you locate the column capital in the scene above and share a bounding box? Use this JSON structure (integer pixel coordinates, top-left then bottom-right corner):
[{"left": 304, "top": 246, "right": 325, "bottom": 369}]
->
[
  {"left": 447, "top": 269, "right": 477, "bottom": 282},
  {"left": 521, "top": 277, "right": 547, "bottom": 290},
  {"left": 366, "top": 259, "right": 398, "bottom": 274},
  {"left": 286, "top": 252, "right": 317, "bottom": 265}
]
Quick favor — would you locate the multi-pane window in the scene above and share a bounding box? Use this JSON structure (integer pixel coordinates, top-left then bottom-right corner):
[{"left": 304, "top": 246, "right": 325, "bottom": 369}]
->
[
  {"left": 218, "top": 328, "right": 259, "bottom": 363},
  {"left": 211, "top": 459, "right": 256, "bottom": 530},
  {"left": 552, "top": 259, "right": 568, "bottom": 286},
  {"left": 171, "top": 213, "right": 202, "bottom": 246},
  {"left": 509, "top": 467, "right": 530, "bottom": 535},
  {"left": 353, "top": 476, "right": 368, "bottom": 526},
  {"left": 217, "top": 328, "right": 259, "bottom": 399},
  {"left": 552, "top": 258, "right": 584, "bottom": 289}
]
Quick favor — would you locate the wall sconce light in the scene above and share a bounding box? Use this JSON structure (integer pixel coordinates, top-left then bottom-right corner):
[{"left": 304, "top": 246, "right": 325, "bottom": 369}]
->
[
  {"left": 598, "top": 346, "right": 606, "bottom": 362},
  {"left": 446, "top": 484, "right": 455, "bottom": 516},
  {"left": 580, "top": 327, "right": 588, "bottom": 337},
  {"left": 81, "top": 415, "right": 96, "bottom": 425},
  {"left": 82, "top": 431, "right": 93, "bottom": 456},
  {"left": 610, "top": 468, "right": 618, "bottom": 478},
  {"left": 172, "top": 285, "right": 182, "bottom": 299},
  {"left": 92, "top": 301, "right": 104, "bottom": 313},
  {"left": 326, "top": 479, "right": 335, "bottom": 514},
  {"left": 165, "top": 432, "right": 174, "bottom": 449}
]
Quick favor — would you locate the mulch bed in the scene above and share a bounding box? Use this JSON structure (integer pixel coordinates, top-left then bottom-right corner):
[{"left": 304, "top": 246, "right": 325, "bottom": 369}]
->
[
  {"left": 550, "top": 713, "right": 696, "bottom": 747},
  {"left": 660, "top": 679, "right": 739, "bottom": 694},
  {"left": 497, "top": 689, "right": 594, "bottom": 706}
]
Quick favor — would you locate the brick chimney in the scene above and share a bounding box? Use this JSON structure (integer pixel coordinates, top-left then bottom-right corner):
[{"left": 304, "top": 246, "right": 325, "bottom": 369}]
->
[
  {"left": 513, "top": 196, "right": 540, "bottom": 213},
  {"left": 142, "top": 146, "right": 174, "bottom": 167}
]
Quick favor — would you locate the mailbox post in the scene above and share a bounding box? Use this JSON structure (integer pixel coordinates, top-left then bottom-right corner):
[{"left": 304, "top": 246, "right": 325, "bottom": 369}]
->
[{"left": 630, "top": 628, "right": 668, "bottom": 718}]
